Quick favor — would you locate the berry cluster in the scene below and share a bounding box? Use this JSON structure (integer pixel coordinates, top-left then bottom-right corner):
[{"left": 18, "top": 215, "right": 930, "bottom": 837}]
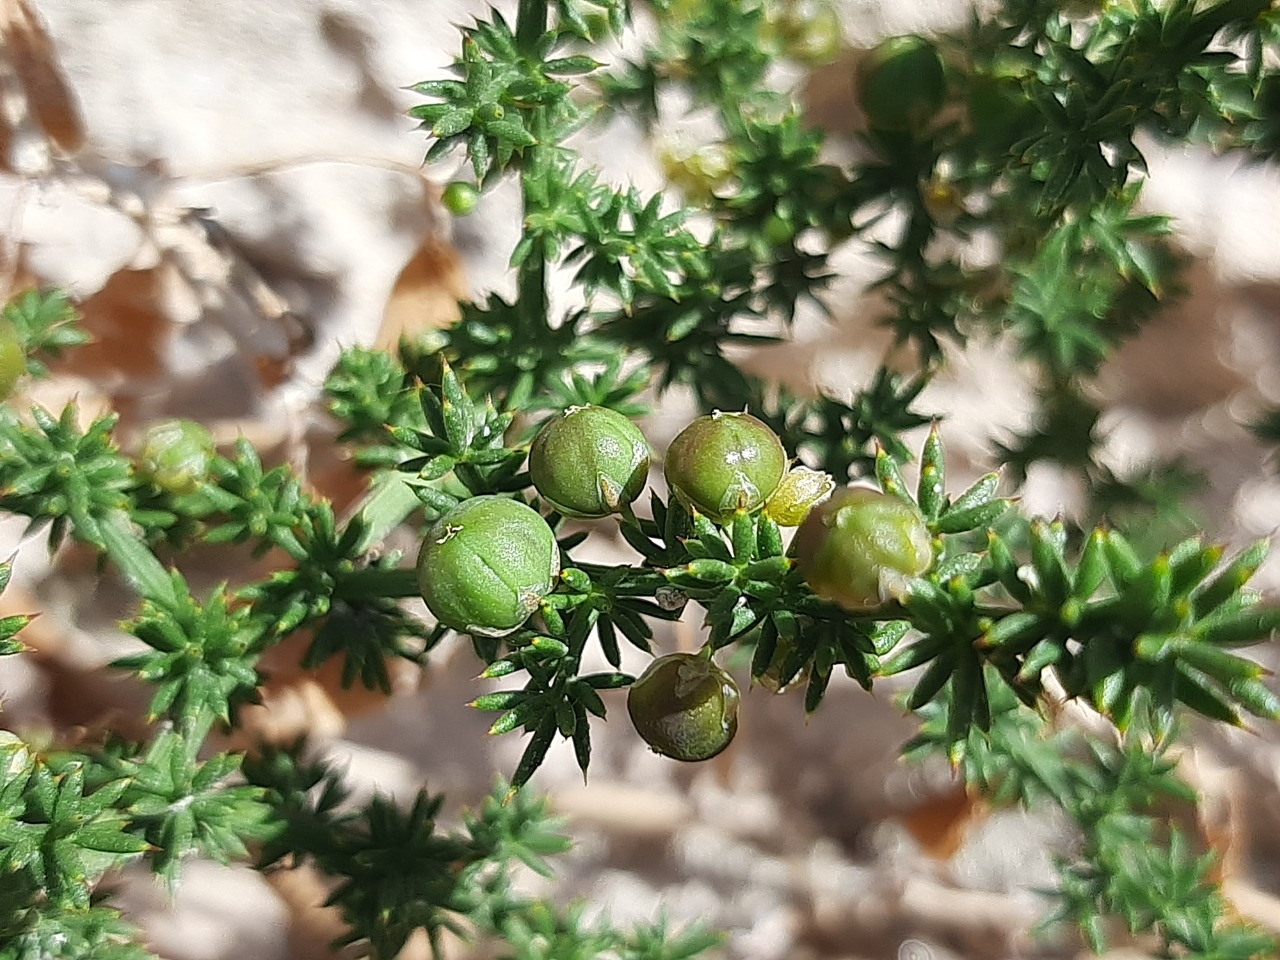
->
[{"left": 417, "top": 406, "right": 932, "bottom": 761}]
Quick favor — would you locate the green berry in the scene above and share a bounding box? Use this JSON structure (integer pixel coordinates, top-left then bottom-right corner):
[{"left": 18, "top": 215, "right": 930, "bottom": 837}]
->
[
  {"left": 664, "top": 411, "right": 787, "bottom": 523},
  {"left": 856, "top": 35, "right": 947, "bottom": 132},
  {"left": 792, "top": 486, "right": 933, "bottom": 609},
  {"left": 0, "top": 323, "right": 25, "bottom": 400},
  {"left": 627, "top": 652, "right": 740, "bottom": 762},
  {"left": 139, "top": 420, "right": 215, "bottom": 495},
  {"left": 774, "top": 0, "right": 843, "bottom": 65},
  {"left": 529, "top": 405, "right": 650, "bottom": 519},
  {"left": 441, "top": 181, "right": 480, "bottom": 216},
  {"left": 417, "top": 496, "right": 560, "bottom": 637}
]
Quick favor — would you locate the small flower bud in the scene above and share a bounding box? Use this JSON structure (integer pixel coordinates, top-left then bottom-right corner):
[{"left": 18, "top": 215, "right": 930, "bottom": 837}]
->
[
  {"left": 764, "top": 465, "right": 835, "bottom": 526},
  {"left": 139, "top": 420, "right": 215, "bottom": 495}
]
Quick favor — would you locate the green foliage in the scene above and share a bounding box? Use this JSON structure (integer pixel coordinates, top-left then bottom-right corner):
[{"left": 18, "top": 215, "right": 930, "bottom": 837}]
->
[
  {"left": 243, "top": 749, "right": 717, "bottom": 960},
  {"left": 3, "top": 0, "right": 1280, "bottom": 957},
  {"left": 907, "top": 692, "right": 1274, "bottom": 958},
  {"left": 1, "top": 288, "right": 91, "bottom": 379},
  {"left": 115, "top": 580, "right": 260, "bottom": 730},
  {"left": 0, "top": 405, "right": 132, "bottom": 550}
]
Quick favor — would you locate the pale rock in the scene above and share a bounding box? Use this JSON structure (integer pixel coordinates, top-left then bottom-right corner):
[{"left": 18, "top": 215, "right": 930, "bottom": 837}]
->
[{"left": 113, "top": 861, "right": 290, "bottom": 960}]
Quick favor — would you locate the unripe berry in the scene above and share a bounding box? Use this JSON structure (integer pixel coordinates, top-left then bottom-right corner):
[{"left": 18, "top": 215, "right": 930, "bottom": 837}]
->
[
  {"left": 529, "top": 405, "right": 650, "bottom": 519},
  {"left": 441, "top": 181, "right": 480, "bottom": 216},
  {"left": 793, "top": 486, "right": 933, "bottom": 609},
  {"left": 417, "top": 496, "right": 560, "bottom": 637},
  {"left": 856, "top": 35, "right": 947, "bottom": 132},
  {"left": 627, "top": 652, "right": 740, "bottom": 761},
  {"left": 664, "top": 412, "right": 787, "bottom": 523}
]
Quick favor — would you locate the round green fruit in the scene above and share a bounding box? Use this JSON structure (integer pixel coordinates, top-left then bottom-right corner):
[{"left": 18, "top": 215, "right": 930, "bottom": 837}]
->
[
  {"left": 0, "top": 323, "right": 25, "bottom": 400},
  {"left": 417, "top": 496, "right": 560, "bottom": 637},
  {"left": 664, "top": 411, "right": 787, "bottom": 523},
  {"left": 776, "top": 1, "right": 843, "bottom": 65},
  {"left": 856, "top": 35, "right": 947, "bottom": 132},
  {"left": 139, "top": 420, "right": 215, "bottom": 495},
  {"left": 792, "top": 486, "right": 933, "bottom": 609},
  {"left": 441, "top": 181, "right": 480, "bottom": 216},
  {"left": 627, "top": 652, "right": 740, "bottom": 762},
  {"left": 529, "top": 405, "right": 650, "bottom": 519}
]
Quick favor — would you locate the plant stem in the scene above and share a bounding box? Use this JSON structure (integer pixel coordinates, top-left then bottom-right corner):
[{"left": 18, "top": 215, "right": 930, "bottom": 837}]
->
[
  {"left": 349, "top": 472, "right": 423, "bottom": 555},
  {"left": 336, "top": 566, "right": 421, "bottom": 602},
  {"left": 99, "top": 508, "right": 179, "bottom": 610},
  {"left": 515, "top": 0, "right": 548, "bottom": 54},
  {"left": 515, "top": 0, "right": 550, "bottom": 350}
]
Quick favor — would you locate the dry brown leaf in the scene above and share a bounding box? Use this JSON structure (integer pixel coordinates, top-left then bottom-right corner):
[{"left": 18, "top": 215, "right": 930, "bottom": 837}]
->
[
  {"left": 377, "top": 234, "right": 466, "bottom": 349},
  {"left": 58, "top": 266, "right": 172, "bottom": 385},
  {"left": 0, "top": 0, "right": 84, "bottom": 154},
  {"left": 898, "top": 783, "right": 984, "bottom": 860},
  {"left": 36, "top": 656, "right": 153, "bottom": 742}
]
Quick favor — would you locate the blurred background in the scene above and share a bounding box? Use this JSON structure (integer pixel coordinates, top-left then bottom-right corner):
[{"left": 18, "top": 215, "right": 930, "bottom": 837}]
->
[{"left": 3, "top": 1, "right": 1280, "bottom": 958}]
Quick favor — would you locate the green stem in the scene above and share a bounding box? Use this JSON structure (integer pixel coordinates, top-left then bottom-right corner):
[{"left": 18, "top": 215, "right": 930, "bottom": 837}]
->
[
  {"left": 513, "top": 0, "right": 550, "bottom": 343},
  {"left": 98, "top": 509, "right": 180, "bottom": 610},
  {"left": 515, "top": 0, "right": 548, "bottom": 54},
  {"left": 350, "top": 472, "right": 423, "bottom": 555},
  {"left": 335, "top": 566, "right": 422, "bottom": 602},
  {"left": 517, "top": 126, "right": 550, "bottom": 339}
]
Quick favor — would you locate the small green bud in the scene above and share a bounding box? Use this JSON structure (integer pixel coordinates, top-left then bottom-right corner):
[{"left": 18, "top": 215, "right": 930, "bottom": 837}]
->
[
  {"left": 139, "top": 420, "right": 215, "bottom": 495},
  {"left": 658, "top": 142, "right": 738, "bottom": 203},
  {"left": 417, "top": 496, "right": 560, "bottom": 637},
  {"left": 529, "top": 405, "right": 650, "bottom": 519},
  {"left": 771, "top": 0, "right": 843, "bottom": 65},
  {"left": 441, "top": 181, "right": 480, "bottom": 216},
  {"left": 793, "top": 486, "right": 933, "bottom": 609},
  {"left": 664, "top": 411, "right": 787, "bottom": 523},
  {"left": 0, "top": 322, "right": 25, "bottom": 400},
  {"left": 856, "top": 35, "right": 947, "bottom": 132},
  {"left": 627, "top": 652, "right": 740, "bottom": 761},
  {"left": 764, "top": 465, "right": 835, "bottom": 526}
]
